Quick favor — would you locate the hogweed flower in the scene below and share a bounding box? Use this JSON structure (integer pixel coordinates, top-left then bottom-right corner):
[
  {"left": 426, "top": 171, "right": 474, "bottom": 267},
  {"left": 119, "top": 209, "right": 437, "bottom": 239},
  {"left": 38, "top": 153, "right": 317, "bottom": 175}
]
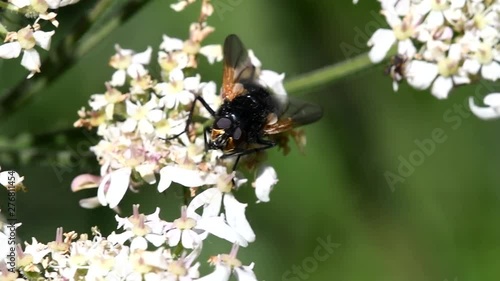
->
[
  {"left": 366, "top": 0, "right": 500, "bottom": 101},
  {"left": 67, "top": 2, "right": 316, "bottom": 279}
]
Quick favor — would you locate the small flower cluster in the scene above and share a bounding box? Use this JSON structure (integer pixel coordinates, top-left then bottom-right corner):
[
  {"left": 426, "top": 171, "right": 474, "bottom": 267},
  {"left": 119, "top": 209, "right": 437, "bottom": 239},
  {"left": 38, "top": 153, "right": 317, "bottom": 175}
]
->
[
  {"left": 367, "top": 0, "right": 499, "bottom": 99},
  {"left": 0, "top": 205, "right": 257, "bottom": 280},
  {"left": 72, "top": 2, "right": 281, "bottom": 211},
  {"left": 0, "top": 0, "right": 80, "bottom": 78}
]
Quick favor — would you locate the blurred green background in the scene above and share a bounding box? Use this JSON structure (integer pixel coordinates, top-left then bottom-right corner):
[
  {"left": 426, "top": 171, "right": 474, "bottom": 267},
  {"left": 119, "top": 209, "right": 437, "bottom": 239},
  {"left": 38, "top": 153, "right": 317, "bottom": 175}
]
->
[{"left": 1, "top": 1, "right": 500, "bottom": 280}]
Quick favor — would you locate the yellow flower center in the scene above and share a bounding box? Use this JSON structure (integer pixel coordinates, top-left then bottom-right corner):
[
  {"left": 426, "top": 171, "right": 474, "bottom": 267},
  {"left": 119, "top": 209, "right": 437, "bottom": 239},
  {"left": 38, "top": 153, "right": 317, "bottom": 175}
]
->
[
  {"left": 431, "top": 0, "right": 448, "bottom": 11},
  {"left": 393, "top": 24, "right": 413, "bottom": 40},
  {"left": 17, "top": 27, "right": 36, "bottom": 50},
  {"left": 437, "top": 57, "right": 458, "bottom": 77},
  {"left": 173, "top": 217, "right": 197, "bottom": 230},
  {"left": 473, "top": 14, "right": 487, "bottom": 30},
  {"left": 167, "top": 261, "right": 188, "bottom": 276},
  {"left": 475, "top": 43, "right": 493, "bottom": 64},
  {"left": 31, "top": 0, "right": 48, "bottom": 13},
  {"left": 183, "top": 41, "right": 201, "bottom": 55},
  {"left": 133, "top": 106, "right": 148, "bottom": 120},
  {"left": 109, "top": 53, "right": 132, "bottom": 70},
  {"left": 220, "top": 254, "right": 242, "bottom": 268}
]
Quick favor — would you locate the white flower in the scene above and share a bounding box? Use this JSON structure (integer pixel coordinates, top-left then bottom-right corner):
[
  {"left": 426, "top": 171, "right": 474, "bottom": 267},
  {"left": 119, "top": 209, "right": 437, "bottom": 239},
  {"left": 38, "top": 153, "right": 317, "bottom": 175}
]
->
[
  {"left": 0, "top": 170, "right": 24, "bottom": 190},
  {"left": 108, "top": 205, "right": 166, "bottom": 251},
  {"left": 165, "top": 206, "right": 245, "bottom": 248},
  {"left": 97, "top": 167, "right": 132, "bottom": 208},
  {"left": 155, "top": 69, "right": 198, "bottom": 109},
  {"left": 406, "top": 44, "right": 470, "bottom": 99},
  {"left": 198, "top": 244, "right": 257, "bottom": 281},
  {"left": 0, "top": 26, "right": 54, "bottom": 78},
  {"left": 469, "top": 93, "right": 500, "bottom": 120},
  {"left": 367, "top": 11, "right": 420, "bottom": 63},
  {"left": 122, "top": 97, "right": 161, "bottom": 135},
  {"left": 109, "top": 45, "right": 152, "bottom": 86},
  {"left": 187, "top": 168, "right": 255, "bottom": 245},
  {"left": 462, "top": 40, "right": 500, "bottom": 81},
  {"left": 253, "top": 164, "right": 278, "bottom": 203}
]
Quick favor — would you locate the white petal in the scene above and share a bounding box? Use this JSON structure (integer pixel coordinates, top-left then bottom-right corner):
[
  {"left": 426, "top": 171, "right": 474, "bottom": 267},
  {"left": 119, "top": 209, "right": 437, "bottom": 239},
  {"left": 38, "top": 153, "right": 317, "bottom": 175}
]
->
[
  {"left": 148, "top": 109, "right": 164, "bottom": 122},
  {"left": 481, "top": 62, "right": 500, "bottom": 81},
  {"left": 132, "top": 46, "right": 152, "bottom": 65},
  {"left": 130, "top": 236, "right": 148, "bottom": 250},
  {"left": 110, "top": 69, "right": 126, "bottom": 86},
  {"left": 367, "top": 29, "right": 396, "bottom": 63},
  {"left": 234, "top": 264, "right": 257, "bottom": 281},
  {"left": 9, "top": 0, "right": 30, "bottom": 8},
  {"left": 33, "top": 30, "right": 55, "bottom": 50},
  {"left": 159, "top": 165, "right": 206, "bottom": 188},
  {"left": 448, "top": 43, "right": 462, "bottom": 61},
  {"left": 196, "top": 216, "right": 248, "bottom": 246},
  {"left": 166, "top": 229, "right": 182, "bottom": 247},
  {"left": 199, "top": 44, "right": 223, "bottom": 64},
  {"left": 469, "top": 96, "right": 500, "bottom": 120},
  {"left": 247, "top": 50, "right": 262, "bottom": 68},
  {"left": 145, "top": 234, "right": 166, "bottom": 247},
  {"left": 138, "top": 119, "right": 155, "bottom": 134},
  {"left": 431, "top": 76, "right": 453, "bottom": 99},
  {"left": 171, "top": 1, "right": 188, "bottom": 11},
  {"left": 160, "top": 35, "right": 184, "bottom": 52},
  {"left": 127, "top": 63, "right": 147, "bottom": 79},
  {"left": 106, "top": 167, "right": 132, "bottom": 208},
  {"left": 254, "top": 164, "right": 278, "bottom": 203},
  {"left": 20, "top": 49, "right": 41, "bottom": 72},
  {"left": 97, "top": 173, "right": 111, "bottom": 206},
  {"left": 187, "top": 188, "right": 222, "bottom": 218},
  {"left": 169, "top": 68, "right": 184, "bottom": 82},
  {"left": 484, "top": 93, "right": 500, "bottom": 107},
  {"left": 181, "top": 230, "right": 201, "bottom": 249},
  {"left": 197, "top": 264, "right": 231, "bottom": 281},
  {"left": 79, "top": 197, "right": 101, "bottom": 209},
  {"left": 0, "top": 42, "right": 22, "bottom": 59},
  {"left": 108, "top": 230, "right": 133, "bottom": 245},
  {"left": 426, "top": 11, "right": 444, "bottom": 28},
  {"left": 397, "top": 39, "right": 416, "bottom": 58},
  {"left": 462, "top": 59, "right": 481, "bottom": 74},
  {"left": 223, "top": 194, "right": 255, "bottom": 243},
  {"left": 259, "top": 70, "right": 287, "bottom": 96},
  {"left": 46, "top": 0, "right": 80, "bottom": 8},
  {"left": 135, "top": 164, "right": 156, "bottom": 184},
  {"left": 121, "top": 118, "right": 137, "bottom": 133},
  {"left": 184, "top": 75, "right": 201, "bottom": 91},
  {"left": 406, "top": 60, "right": 438, "bottom": 89}
]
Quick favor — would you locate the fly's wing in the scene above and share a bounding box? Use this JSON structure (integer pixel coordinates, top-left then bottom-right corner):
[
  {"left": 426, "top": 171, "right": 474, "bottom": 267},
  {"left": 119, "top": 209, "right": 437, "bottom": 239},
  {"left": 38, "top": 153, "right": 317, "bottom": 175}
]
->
[
  {"left": 263, "top": 95, "right": 323, "bottom": 135},
  {"left": 221, "top": 34, "right": 258, "bottom": 101}
]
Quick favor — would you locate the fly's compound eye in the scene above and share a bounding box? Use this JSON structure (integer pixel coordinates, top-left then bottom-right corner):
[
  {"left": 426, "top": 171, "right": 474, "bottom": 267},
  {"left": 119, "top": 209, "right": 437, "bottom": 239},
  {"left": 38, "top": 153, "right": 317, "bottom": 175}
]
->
[
  {"left": 233, "top": 127, "right": 242, "bottom": 140},
  {"left": 216, "top": 117, "right": 232, "bottom": 129}
]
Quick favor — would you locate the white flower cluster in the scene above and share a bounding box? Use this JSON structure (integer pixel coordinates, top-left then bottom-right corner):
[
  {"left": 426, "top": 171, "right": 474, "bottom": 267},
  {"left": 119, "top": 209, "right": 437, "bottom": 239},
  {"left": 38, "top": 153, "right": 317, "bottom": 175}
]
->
[
  {"left": 367, "top": 0, "right": 500, "bottom": 99},
  {"left": 0, "top": 0, "right": 80, "bottom": 78},
  {"left": 67, "top": 2, "right": 298, "bottom": 279},
  {"left": 0, "top": 205, "right": 257, "bottom": 280}
]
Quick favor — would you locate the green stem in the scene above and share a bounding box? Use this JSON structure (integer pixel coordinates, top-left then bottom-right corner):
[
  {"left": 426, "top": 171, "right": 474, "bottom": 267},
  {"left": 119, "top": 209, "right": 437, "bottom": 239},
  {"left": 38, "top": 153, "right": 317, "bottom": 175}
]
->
[{"left": 284, "top": 49, "right": 396, "bottom": 94}]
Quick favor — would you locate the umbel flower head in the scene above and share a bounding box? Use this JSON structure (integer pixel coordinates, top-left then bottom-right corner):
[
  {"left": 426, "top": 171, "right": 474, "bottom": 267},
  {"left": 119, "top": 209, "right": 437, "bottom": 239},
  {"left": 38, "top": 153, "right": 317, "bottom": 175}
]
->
[
  {"left": 366, "top": 0, "right": 500, "bottom": 99},
  {"left": 0, "top": 205, "right": 257, "bottom": 280},
  {"left": 69, "top": 2, "right": 311, "bottom": 275}
]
